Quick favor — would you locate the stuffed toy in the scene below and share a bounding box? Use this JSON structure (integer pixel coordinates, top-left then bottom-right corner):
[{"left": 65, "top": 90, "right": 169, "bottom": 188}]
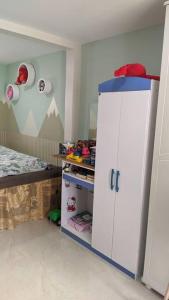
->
[
  {"left": 7, "top": 86, "right": 13, "bottom": 100},
  {"left": 16, "top": 65, "right": 28, "bottom": 85},
  {"left": 114, "top": 63, "right": 160, "bottom": 81}
]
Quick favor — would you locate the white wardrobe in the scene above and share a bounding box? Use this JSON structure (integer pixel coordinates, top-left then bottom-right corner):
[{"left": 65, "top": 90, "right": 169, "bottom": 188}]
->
[
  {"left": 142, "top": 2, "right": 169, "bottom": 295},
  {"left": 92, "top": 77, "right": 159, "bottom": 278}
]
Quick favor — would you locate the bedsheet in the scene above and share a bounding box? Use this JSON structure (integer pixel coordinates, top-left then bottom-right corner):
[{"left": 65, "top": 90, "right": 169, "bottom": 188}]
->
[{"left": 0, "top": 146, "right": 47, "bottom": 177}]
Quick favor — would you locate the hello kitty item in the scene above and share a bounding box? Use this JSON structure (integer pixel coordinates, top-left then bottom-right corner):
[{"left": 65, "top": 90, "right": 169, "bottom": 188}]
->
[{"left": 67, "top": 197, "right": 76, "bottom": 212}]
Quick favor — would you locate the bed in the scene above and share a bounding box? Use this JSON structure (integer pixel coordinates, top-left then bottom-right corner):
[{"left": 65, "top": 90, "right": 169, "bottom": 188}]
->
[{"left": 0, "top": 146, "right": 61, "bottom": 230}]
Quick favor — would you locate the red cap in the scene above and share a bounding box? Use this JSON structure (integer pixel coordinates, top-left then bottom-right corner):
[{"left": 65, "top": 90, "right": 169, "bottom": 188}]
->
[{"left": 114, "top": 63, "right": 146, "bottom": 77}]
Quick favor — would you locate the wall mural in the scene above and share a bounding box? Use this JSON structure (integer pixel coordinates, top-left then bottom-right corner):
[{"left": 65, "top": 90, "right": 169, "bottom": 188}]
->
[
  {"left": 0, "top": 51, "right": 66, "bottom": 145},
  {"left": 0, "top": 97, "right": 64, "bottom": 142},
  {"left": 0, "top": 101, "right": 18, "bottom": 132},
  {"left": 39, "top": 97, "right": 64, "bottom": 141},
  {"left": 0, "top": 102, "right": 10, "bottom": 130},
  {"left": 21, "top": 110, "right": 39, "bottom": 137},
  {"left": 7, "top": 104, "right": 19, "bottom": 133}
]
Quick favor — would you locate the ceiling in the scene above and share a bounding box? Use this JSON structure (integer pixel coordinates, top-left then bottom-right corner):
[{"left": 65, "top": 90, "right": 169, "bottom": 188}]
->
[
  {"left": 0, "top": 0, "right": 165, "bottom": 44},
  {"left": 0, "top": 31, "right": 63, "bottom": 64}
]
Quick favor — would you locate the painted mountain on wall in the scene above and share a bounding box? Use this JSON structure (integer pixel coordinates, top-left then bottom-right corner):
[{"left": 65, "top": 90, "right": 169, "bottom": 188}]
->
[
  {"left": 7, "top": 105, "right": 19, "bottom": 133},
  {"left": 21, "top": 110, "right": 39, "bottom": 137},
  {"left": 39, "top": 97, "right": 64, "bottom": 142},
  {"left": 0, "top": 102, "right": 8, "bottom": 130},
  {"left": 0, "top": 97, "right": 64, "bottom": 145},
  {"left": 0, "top": 102, "right": 19, "bottom": 133}
]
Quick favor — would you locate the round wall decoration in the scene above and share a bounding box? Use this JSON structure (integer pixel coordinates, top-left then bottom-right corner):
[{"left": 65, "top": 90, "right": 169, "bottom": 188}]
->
[
  {"left": 6, "top": 84, "right": 20, "bottom": 102},
  {"left": 37, "top": 78, "right": 52, "bottom": 95},
  {"left": 16, "top": 63, "right": 35, "bottom": 88}
]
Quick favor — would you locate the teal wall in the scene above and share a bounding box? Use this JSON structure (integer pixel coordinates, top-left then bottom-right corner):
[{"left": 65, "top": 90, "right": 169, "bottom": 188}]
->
[
  {"left": 0, "top": 65, "right": 8, "bottom": 130},
  {"left": 6, "top": 51, "right": 66, "bottom": 136},
  {"left": 0, "top": 64, "right": 7, "bottom": 102},
  {"left": 0, "top": 25, "right": 165, "bottom": 141},
  {"left": 80, "top": 25, "right": 164, "bottom": 138}
]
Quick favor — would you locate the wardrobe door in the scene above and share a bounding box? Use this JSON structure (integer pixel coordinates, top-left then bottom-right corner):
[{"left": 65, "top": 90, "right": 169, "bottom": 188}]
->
[
  {"left": 111, "top": 91, "right": 151, "bottom": 274},
  {"left": 92, "top": 92, "right": 122, "bottom": 258}
]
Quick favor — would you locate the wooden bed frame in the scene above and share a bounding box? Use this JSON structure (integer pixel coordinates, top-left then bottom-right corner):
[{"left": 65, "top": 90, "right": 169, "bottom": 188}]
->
[{"left": 0, "top": 166, "right": 61, "bottom": 230}]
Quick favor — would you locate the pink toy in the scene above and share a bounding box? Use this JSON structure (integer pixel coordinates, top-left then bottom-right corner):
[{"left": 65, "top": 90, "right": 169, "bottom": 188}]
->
[
  {"left": 7, "top": 86, "right": 13, "bottom": 100},
  {"left": 82, "top": 146, "right": 90, "bottom": 157}
]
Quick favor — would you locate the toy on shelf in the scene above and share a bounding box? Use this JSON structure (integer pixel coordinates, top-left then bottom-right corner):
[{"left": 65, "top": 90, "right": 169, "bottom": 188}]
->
[
  {"left": 62, "top": 163, "right": 71, "bottom": 173},
  {"left": 16, "top": 65, "right": 28, "bottom": 85},
  {"left": 6, "top": 84, "right": 20, "bottom": 102},
  {"left": 67, "top": 197, "right": 77, "bottom": 212},
  {"left": 62, "top": 142, "right": 75, "bottom": 154},
  {"left": 59, "top": 140, "right": 96, "bottom": 167},
  {"left": 90, "top": 147, "right": 96, "bottom": 166},
  {"left": 59, "top": 143, "right": 67, "bottom": 155},
  {"left": 74, "top": 145, "right": 82, "bottom": 157},
  {"left": 82, "top": 145, "right": 90, "bottom": 157},
  {"left": 68, "top": 211, "right": 92, "bottom": 232},
  {"left": 67, "top": 147, "right": 74, "bottom": 155},
  {"left": 63, "top": 164, "right": 95, "bottom": 183},
  {"left": 37, "top": 78, "right": 52, "bottom": 95},
  {"left": 66, "top": 153, "right": 83, "bottom": 163},
  {"left": 16, "top": 63, "right": 35, "bottom": 87}
]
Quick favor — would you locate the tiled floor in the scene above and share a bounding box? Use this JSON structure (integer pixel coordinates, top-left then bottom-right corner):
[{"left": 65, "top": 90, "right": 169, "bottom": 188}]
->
[{"left": 0, "top": 220, "right": 162, "bottom": 300}]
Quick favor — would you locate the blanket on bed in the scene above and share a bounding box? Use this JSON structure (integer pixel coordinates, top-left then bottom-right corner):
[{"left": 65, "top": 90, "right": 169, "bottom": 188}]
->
[{"left": 0, "top": 146, "right": 47, "bottom": 177}]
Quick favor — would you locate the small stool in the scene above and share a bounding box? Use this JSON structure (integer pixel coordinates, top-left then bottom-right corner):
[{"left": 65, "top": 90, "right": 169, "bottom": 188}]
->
[{"left": 164, "top": 284, "right": 169, "bottom": 300}]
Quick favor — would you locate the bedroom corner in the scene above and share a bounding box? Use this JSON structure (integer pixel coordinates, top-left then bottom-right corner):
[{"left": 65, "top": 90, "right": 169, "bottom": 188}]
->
[{"left": 0, "top": 50, "right": 66, "bottom": 164}]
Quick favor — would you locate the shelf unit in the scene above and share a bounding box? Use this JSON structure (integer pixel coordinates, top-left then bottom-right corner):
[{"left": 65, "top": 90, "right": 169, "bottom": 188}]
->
[
  {"left": 63, "top": 172, "right": 94, "bottom": 191},
  {"left": 54, "top": 154, "right": 95, "bottom": 171},
  {"left": 60, "top": 157, "right": 94, "bottom": 245},
  {"left": 63, "top": 223, "right": 92, "bottom": 244}
]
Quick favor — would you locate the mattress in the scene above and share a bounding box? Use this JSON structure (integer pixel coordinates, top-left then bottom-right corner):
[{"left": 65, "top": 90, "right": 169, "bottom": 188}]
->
[
  {"left": 0, "top": 145, "right": 47, "bottom": 177},
  {"left": 0, "top": 145, "right": 61, "bottom": 189}
]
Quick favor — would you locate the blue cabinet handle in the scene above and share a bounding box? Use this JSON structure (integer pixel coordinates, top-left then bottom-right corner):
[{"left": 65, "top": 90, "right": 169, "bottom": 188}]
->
[
  {"left": 115, "top": 170, "right": 120, "bottom": 192},
  {"left": 111, "top": 169, "right": 115, "bottom": 190}
]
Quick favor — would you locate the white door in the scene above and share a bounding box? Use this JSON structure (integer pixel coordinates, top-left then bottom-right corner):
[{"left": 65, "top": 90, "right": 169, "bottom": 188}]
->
[
  {"left": 92, "top": 92, "right": 122, "bottom": 257},
  {"left": 143, "top": 160, "right": 169, "bottom": 295},
  {"left": 111, "top": 91, "right": 151, "bottom": 274}
]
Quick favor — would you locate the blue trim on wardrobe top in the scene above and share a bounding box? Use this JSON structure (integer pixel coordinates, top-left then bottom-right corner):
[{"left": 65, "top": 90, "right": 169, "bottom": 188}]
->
[
  {"left": 61, "top": 226, "right": 135, "bottom": 279},
  {"left": 98, "top": 77, "right": 151, "bottom": 93}
]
